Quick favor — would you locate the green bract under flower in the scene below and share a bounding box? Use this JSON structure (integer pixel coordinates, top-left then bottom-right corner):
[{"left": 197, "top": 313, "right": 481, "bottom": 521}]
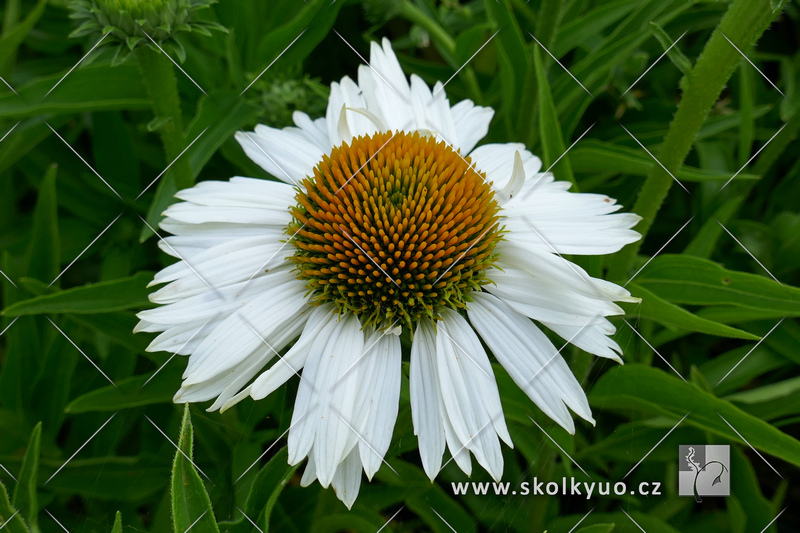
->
[
  {"left": 69, "top": 0, "right": 224, "bottom": 63},
  {"left": 288, "top": 130, "right": 503, "bottom": 330}
]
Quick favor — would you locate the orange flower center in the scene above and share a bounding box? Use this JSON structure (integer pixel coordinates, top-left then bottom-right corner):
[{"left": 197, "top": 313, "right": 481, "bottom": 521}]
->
[{"left": 288, "top": 131, "right": 502, "bottom": 329}]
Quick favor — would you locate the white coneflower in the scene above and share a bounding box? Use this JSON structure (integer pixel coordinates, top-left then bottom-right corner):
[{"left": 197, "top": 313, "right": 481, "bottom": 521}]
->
[{"left": 135, "top": 38, "right": 640, "bottom": 508}]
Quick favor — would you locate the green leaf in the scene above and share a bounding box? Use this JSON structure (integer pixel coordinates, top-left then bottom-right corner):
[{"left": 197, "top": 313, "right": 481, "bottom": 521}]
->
[
  {"left": 570, "top": 140, "right": 759, "bottom": 182},
  {"left": 684, "top": 197, "right": 744, "bottom": 258},
  {"left": 11, "top": 423, "right": 40, "bottom": 532},
  {"left": 576, "top": 525, "right": 616, "bottom": 533},
  {"left": 111, "top": 511, "right": 122, "bottom": 533},
  {"left": 589, "top": 365, "right": 800, "bottom": 468},
  {"left": 255, "top": 1, "right": 343, "bottom": 77},
  {"left": 534, "top": 45, "right": 578, "bottom": 190},
  {"left": 485, "top": 0, "right": 528, "bottom": 136},
  {"left": 649, "top": 22, "right": 692, "bottom": 75},
  {"left": 185, "top": 91, "right": 259, "bottom": 180},
  {"left": 3, "top": 272, "right": 154, "bottom": 316},
  {"left": 0, "top": 481, "right": 28, "bottom": 533},
  {"left": 32, "top": 457, "right": 166, "bottom": 502},
  {"left": 235, "top": 448, "right": 297, "bottom": 533},
  {"left": 65, "top": 362, "right": 183, "bottom": 413},
  {"left": 0, "top": 0, "right": 46, "bottom": 75},
  {"left": 553, "top": 0, "right": 639, "bottom": 56},
  {"left": 625, "top": 283, "right": 760, "bottom": 341},
  {"left": 636, "top": 254, "right": 800, "bottom": 315},
  {"left": 25, "top": 164, "right": 59, "bottom": 283},
  {"left": 0, "top": 64, "right": 148, "bottom": 120},
  {"left": 172, "top": 405, "right": 219, "bottom": 533}
]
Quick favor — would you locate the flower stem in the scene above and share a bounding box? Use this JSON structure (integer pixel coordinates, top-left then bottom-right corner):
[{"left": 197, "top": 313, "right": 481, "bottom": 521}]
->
[
  {"left": 608, "top": 0, "right": 783, "bottom": 280},
  {"left": 135, "top": 46, "right": 194, "bottom": 190}
]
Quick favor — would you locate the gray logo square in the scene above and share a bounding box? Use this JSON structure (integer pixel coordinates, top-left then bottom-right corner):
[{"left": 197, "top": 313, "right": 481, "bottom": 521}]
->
[{"left": 678, "top": 445, "right": 730, "bottom": 500}]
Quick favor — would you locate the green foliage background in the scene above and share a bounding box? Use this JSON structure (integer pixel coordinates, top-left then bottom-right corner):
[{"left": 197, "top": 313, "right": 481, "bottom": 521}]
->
[{"left": 1, "top": 0, "right": 799, "bottom": 531}]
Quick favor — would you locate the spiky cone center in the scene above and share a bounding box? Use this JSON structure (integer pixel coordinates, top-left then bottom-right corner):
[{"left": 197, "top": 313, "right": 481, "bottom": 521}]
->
[{"left": 288, "top": 131, "right": 503, "bottom": 330}]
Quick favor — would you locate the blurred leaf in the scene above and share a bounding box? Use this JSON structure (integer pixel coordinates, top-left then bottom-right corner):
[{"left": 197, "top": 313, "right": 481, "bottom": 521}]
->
[
  {"left": 485, "top": 0, "right": 527, "bottom": 135},
  {"left": 186, "top": 91, "right": 259, "bottom": 179},
  {"left": 111, "top": 511, "right": 122, "bottom": 533},
  {"left": 172, "top": 405, "right": 219, "bottom": 533},
  {"left": 255, "top": 1, "right": 343, "bottom": 77},
  {"left": 649, "top": 22, "right": 692, "bottom": 76},
  {"left": 553, "top": 0, "right": 639, "bottom": 57},
  {"left": 0, "top": 65, "right": 148, "bottom": 120},
  {"left": 684, "top": 198, "right": 745, "bottom": 258},
  {"left": 570, "top": 140, "right": 759, "bottom": 182},
  {"left": 32, "top": 457, "right": 167, "bottom": 502},
  {"left": 549, "top": 511, "right": 678, "bottom": 533},
  {"left": 11, "top": 423, "right": 39, "bottom": 532},
  {"left": 590, "top": 365, "right": 800, "bottom": 468},
  {"left": 625, "top": 283, "right": 760, "bottom": 340},
  {"left": 577, "top": 525, "right": 616, "bottom": 533},
  {"left": 636, "top": 255, "right": 800, "bottom": 315},
  {"left": 533, "top": 45, "right": 577, "bottom": 189},
  {"left": 3, "top": 272, "right": 153, "bottom": 316},
  {"left": 65, "top": 363, "right": 183, "bottom": 413},
  {"left": 0, "top": 481, "right": 28, "bottom": 533},
  {"left": 738, "top": 60, "right": 756, "bottom": 167},
  {"left": 0, "top": 0, "right": 46, "bottom": 76},
  {"left": 25, "top": 164, "right": 59, "bottom": 283},
  {"left": 233, "top": 447, "right": 297, "bottom": 533},
  {"left": 377, "top": 460, "right": 476, "bottom": 533}
]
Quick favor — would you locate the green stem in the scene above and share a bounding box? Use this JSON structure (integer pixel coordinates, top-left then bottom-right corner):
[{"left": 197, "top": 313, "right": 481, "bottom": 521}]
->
[
  {"left": 608, "top": 0, "right": 782, "bottom": 280},
  {"left": 397, "top": 0, "right": 483, "bottom": 102},
  {"left": 135, "top": 46, "right": 193, "bottom": 190}
]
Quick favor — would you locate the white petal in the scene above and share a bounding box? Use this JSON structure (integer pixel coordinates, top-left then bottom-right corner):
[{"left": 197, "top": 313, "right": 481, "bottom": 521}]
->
[
  {"left": 353, "top": 331, "right": 401, "bottom": 479},
  {"left": 436, "top": 309, "right": 504, "bottom": 481},
  {"left": 450, "top": 99, "right": 493, "bottom": 153},
  {"left": 206, "top": 310, "right": 308, "bottom": 412},
  {"left": 501, "top": 179, "right": 641, "bottom": 255},
  {"left": 173, "top": 177, "right": 296, "bottom": 209},
  {"left": 300, "top": 452, "right": 318, "bottom": 487},
  {"left": 235, "top": 126, "right": 323, "bottom": 185},
  {"left": 358, "top": 39, "right": 413, "bottom": 132},
  {"left": 249, "top": 304, "right": 337, "bottom": 400},
  {"left": 149, "top": 244, "right": 292, "bottom": 304},
  {"left": 331, "top": 446, "right": 363, "bottom": 509},
  {"left": 485, "top": 266, "right": 623, "bottom": 326},
  {"left": 468, "top": 143, "right": 542, "bottom": 191},
  {"left": 496, "top": 151, "right": 526, "bottom": 204},
  {"left": 287, "top": 309, "right": 343, "bottom": 466},
  {"left": 181, "top": 272, "right": 308, "bottom": 385},
  {"left": 495, "top": 240, "right": 638, "bottom": 304},
  {"left": 467, "top": 292, "right": 595, "bottom": 431},
  {"left": 410, "top": 319, "right": 447, "bottom": 480},
  {"left": 313, "top": 313, "right": 364, "bottom": 487},
  {"left": 409, "top": 75, "right": 457, "bottom": 147},
  {"left": 540, "top": 319, "right": 623, "bottom": 362},
  {"left": 441, "top": 310, "right": 512, "bottom": 448},
  {"left": 292, "top": 111, "right": 331, "bottom": 152}
]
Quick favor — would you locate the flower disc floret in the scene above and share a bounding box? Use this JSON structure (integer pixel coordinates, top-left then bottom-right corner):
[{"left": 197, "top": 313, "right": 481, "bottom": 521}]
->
[{"left": 288, "top": 131, "right": 503, "bottom": 329}]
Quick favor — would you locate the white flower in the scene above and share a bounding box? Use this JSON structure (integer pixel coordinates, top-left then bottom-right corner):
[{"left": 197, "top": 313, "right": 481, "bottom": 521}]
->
[{"left": 136, "top": 38, "right": 641, "bottom": 509}]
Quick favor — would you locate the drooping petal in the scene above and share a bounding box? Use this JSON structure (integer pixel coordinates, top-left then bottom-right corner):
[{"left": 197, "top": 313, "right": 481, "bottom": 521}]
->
[
  {"left": 467, "top": 292, "right": 595, "bottom": 431},
  {"left": 410, "top": 319, "right": 447, "bottom": 480},
  {"left": 436, "top": 309, "right": 506, "bottom": 481},
  {"left": 351, "top": 330, "right": 401, "bottom": 479}
]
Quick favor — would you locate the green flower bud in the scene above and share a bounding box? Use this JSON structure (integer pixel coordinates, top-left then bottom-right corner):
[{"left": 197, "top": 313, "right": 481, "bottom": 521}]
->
[{"left": 69, "top": 0, "right": 225, "bottom": 64}]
